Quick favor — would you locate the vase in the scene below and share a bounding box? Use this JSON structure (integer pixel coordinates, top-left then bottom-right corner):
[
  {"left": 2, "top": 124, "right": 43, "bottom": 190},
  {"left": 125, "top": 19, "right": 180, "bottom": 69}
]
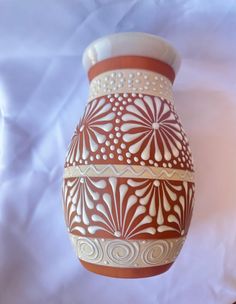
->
[{"left": 62, "top": 32, "right": 195, "bottom": 279}]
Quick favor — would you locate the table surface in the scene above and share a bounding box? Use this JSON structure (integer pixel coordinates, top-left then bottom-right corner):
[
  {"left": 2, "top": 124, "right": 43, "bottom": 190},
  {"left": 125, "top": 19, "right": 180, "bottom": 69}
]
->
[{"left": 0, "top": 1, "right": 236, "bottom": 303}]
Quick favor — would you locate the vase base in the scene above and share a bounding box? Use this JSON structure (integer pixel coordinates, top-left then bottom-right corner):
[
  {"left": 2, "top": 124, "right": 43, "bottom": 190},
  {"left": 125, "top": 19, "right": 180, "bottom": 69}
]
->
[{"left": 80, "top": 260, "right": 173, "bottom": 279}]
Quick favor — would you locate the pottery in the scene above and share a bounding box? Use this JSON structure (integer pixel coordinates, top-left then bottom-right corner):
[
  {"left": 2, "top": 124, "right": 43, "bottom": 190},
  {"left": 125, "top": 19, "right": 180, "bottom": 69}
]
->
[{"left": 62, "top": 32, "right": 195, "bottom": 278}]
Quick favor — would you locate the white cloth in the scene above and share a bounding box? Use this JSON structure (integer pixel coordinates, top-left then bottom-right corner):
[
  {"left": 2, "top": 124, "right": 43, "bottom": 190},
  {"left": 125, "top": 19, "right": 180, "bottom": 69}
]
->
[{"left": 0, "top": 1, "right": 236, "bottom": 303}]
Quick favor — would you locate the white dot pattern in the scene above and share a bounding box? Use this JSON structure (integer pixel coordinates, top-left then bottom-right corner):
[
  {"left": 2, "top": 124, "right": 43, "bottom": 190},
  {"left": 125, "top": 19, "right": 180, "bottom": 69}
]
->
[
  {"left": 65, "top": 91, "right": 194, "bottom": 171},
  {"left": 88, "top": 69, "right": 173, "bottom": 103}
]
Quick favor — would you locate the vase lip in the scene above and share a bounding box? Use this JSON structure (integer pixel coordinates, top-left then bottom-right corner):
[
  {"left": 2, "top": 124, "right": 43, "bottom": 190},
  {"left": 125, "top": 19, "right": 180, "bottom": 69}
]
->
[{"left": 82, "top": 32, "right": 181, "bottom": 75}]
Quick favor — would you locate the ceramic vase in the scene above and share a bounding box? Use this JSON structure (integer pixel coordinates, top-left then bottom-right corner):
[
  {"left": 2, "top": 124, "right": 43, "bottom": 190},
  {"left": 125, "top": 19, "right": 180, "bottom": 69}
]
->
[{"left": 62, "top": 32, "right": 195, "bottom": 278}]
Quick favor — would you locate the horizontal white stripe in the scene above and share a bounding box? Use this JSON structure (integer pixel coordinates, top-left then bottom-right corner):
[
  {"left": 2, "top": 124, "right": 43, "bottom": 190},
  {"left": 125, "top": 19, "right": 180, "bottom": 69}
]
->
[
  {"left": 64, "top": 164, "right": 194, "bottom": 182},
  {"left": 70, "top": 235, "right": 186, "bottom": 268},
  {"left": 88, "top": 69, "right": 173, "bottom": 103}
]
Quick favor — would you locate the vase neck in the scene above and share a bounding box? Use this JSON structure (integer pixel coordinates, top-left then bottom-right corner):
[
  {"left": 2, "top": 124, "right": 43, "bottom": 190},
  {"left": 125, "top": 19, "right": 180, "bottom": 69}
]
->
[
  {"left": 88, "top": 55, "right": 175, "bottom": 84},
  {"left": 88, "top": 66, "right": 174, "bottom": 103}
]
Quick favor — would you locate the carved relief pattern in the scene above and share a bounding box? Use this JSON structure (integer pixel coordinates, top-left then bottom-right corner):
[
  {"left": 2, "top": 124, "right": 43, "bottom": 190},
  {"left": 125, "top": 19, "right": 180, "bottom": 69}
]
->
[
  {"left": 88, "top": 69, "right": 173, "bottom": 103},
  {"left": 121, "top": 96, "right": 183, "bottom": 162},
  {"left": 70, "top": 235, "right": 186, "bottom": 268},
  {"left": 65, "top": 93, "right": 194, "bottom": 171},
  {"left": 157, "top": 181, "right": 194, "bottom": 235},
  {"left": 66, "top": 98, "right": 115, "bottom": 164},
  {"left": 88, "top": 177, "right": 156, "bottom": 239},
  {"left": 63, "top": 176, "right": 195, "bottom": 239},
  {"left": 63, "top": 69, "right": 195, "bottom": 269},
  {"left": 64, "top": 164, "right": 195, "bottom": 182}
]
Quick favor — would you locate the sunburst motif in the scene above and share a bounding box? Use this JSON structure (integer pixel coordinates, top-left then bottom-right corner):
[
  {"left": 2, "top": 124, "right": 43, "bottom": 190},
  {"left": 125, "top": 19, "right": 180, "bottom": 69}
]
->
[
  {"left": 63, "top": 177, "right": 194, "bottom": 238},
  {"left": 66, "top": 98, "right": 115, "bottom": 164},
  {"left": 157, "top": 181, "right": 194, "bottom": 235},
  {"left": 88, "top": 177, "right": 156, "bottom": 239},
  {"left": 63, "top": 177, "right": 106, "bottom": 235},
  {"left": 121, "top": 96, "right": 183, "bottom": 161},
  {"left": 127, "top": 179, "right": 183, "bottom": 227}
]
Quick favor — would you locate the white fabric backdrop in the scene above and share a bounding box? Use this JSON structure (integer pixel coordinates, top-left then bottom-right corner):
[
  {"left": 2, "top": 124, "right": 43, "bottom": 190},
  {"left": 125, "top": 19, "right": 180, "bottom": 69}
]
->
[{"left": 0, "top": 1, "right": 236, "bottom": 303}]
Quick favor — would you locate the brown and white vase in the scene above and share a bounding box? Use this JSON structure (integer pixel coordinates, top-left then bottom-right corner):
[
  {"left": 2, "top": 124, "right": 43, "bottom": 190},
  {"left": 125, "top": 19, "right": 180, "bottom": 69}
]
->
[{"left": 62, "top": 32, "right": 195, "bottom": 278}]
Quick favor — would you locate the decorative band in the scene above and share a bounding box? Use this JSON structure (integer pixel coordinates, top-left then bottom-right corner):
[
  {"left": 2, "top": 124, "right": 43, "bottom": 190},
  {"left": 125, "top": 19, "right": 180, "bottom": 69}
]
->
[
  {"left": 70, "top": 235, "right": 185, "bottom": 268},
  {"left": 88, "top": 69, "right": 173, "bottom": 103},
  {"left": 88, "top": 56, "right": 175, "bottom": 83},
  {"left": 64, "top": 164, "right": 194, "bottom": 182}
]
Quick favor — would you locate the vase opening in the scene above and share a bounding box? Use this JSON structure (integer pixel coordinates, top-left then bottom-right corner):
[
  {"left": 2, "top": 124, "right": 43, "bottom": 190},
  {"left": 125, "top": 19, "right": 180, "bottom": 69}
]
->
[{"left": 82, "top": 32, "right": 181, "bottom": 77}]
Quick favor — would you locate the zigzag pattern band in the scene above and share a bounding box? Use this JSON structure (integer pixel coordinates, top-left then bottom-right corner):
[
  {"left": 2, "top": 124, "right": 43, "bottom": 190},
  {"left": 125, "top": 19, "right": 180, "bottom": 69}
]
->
[{"left": 64, "top": 164, "right": 194, "bottom": 182}]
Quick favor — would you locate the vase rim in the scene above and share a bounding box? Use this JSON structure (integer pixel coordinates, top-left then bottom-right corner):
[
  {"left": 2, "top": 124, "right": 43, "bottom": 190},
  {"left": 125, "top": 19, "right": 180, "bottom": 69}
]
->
[{"left": 82, "top": 32, "right": 181, "bottom": 75}]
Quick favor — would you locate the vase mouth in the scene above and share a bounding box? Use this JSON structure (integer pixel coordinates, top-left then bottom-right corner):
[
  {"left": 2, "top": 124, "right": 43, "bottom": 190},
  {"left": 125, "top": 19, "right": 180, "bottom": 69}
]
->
[{"left": 82, "top": 32, "right": 181, "bottom": 75}]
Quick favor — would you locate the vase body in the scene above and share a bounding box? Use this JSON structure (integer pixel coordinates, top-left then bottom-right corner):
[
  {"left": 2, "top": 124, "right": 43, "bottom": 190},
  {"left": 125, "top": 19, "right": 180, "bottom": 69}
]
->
[{"left": 62, "top": 33, "right": 195, "bottom": 278}]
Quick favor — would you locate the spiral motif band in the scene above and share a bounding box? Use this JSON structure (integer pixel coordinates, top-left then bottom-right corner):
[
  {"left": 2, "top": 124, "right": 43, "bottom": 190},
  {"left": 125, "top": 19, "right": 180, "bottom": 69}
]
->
[
  {"left": 142, "top": 240, "right": 172, "bottom": 265},
  {"left": 77, "top": 237, "right": 103, "bottom": 263},
  {"left": 106, "top": 240, "right": 139, "bottom": 265},
  {"left": 70, "top": 235, "right": 185, "bottom": 268}
]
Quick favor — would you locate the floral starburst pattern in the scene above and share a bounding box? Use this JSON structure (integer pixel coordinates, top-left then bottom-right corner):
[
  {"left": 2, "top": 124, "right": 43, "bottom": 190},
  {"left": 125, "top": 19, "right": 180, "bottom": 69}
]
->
[
  {"left": 121, "top": 96, "right": 183, "bottom": 162},
  {"left": 66, "top": 98, "right": 115, "bottom": 165},
  {"left": 127, "top": 179, "right": 183, "bottom": 225},
  {"left": 157, "top": 181, "right": 195, "bottom": 235},
  {"left": 64, "top": 93, "right": 194, "bottom": 170},
  {"left": 127, "top": 179, "right": 194, "bottom": 236},
  {"left": 88, "top": 177, "right": 156, "bottom": 239},
  {"left": 63, "top": 175, "right": 195, "bottom": 239},
  {"left": 63, "top": 177, "right": 107, "bottom": 235}
]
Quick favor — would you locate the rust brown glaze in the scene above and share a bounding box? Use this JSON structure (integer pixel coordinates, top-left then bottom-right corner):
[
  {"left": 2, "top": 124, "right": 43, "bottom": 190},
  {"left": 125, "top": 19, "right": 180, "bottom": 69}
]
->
[
  {"left": 64, "top": 94, "right": 194, "bottom": 172},
  {"left": 88, "top": 55, "right": 175, "bottom": 83},
  {"left": 64, "top": 176, "right": 194, "bottom": 239},
  {"left": 80, "top": 260, "right": 173, "bottom": 279}
]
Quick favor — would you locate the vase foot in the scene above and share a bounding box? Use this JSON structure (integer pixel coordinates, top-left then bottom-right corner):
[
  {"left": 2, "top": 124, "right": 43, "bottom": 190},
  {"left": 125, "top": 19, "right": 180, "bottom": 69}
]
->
[{"left": 80, "top": 260, "right": 173, "bottom": 279}]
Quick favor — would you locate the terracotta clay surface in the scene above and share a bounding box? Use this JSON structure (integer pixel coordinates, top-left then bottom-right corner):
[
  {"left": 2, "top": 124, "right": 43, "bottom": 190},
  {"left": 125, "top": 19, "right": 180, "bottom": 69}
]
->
[
  {"left": 80, "top": 260, "right": 173, "bottom": 279},
  {"left": 88, "top": 55, "right": 175, "bottom": 83},
  {"left": 63, "top": 34, "right": 195, "bottom": 278}
]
